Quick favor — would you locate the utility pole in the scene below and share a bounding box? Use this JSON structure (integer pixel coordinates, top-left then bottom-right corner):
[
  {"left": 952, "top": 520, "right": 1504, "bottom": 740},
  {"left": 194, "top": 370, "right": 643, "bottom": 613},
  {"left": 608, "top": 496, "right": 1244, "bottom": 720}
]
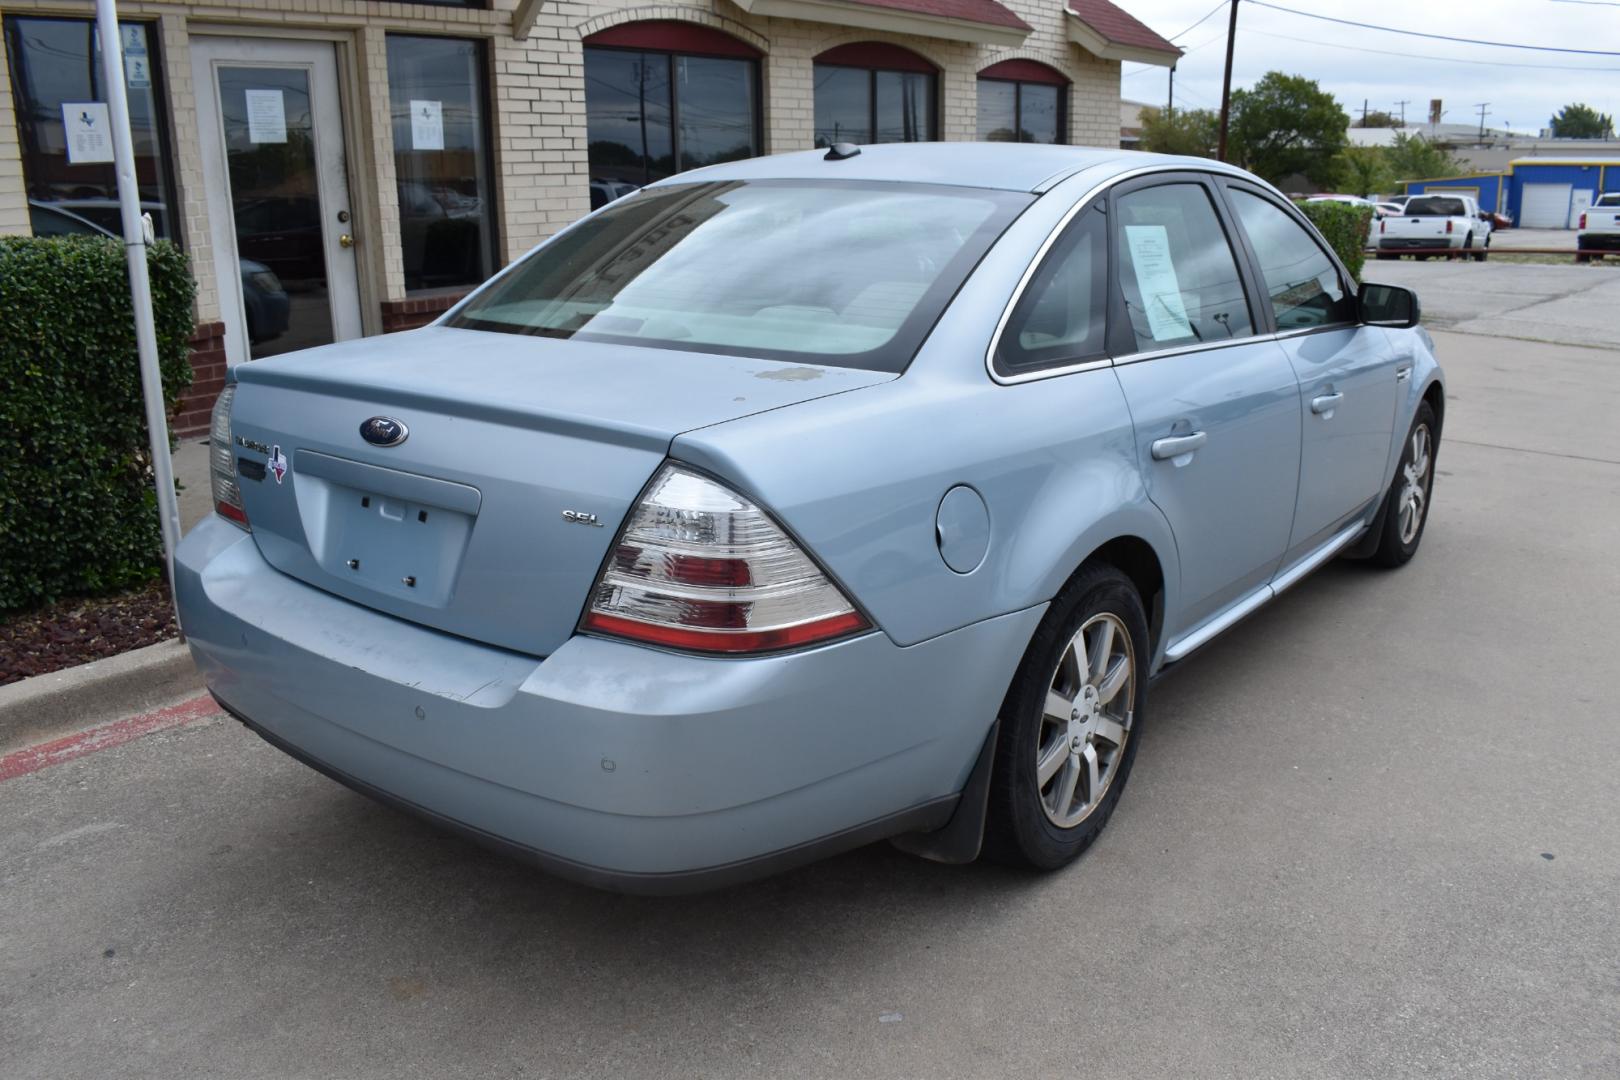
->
[
  {"left": 1394, "top": 99, "right": 1410, "bottom": 128},
  {"left": 1167, "top": 63, "right": 1175, "bottom": 120},
  {"left": 1216, "top": 0, "right": 1239, "bottom": 162},
  {"left": 1475, "top": 102, "right": 1491, "bottom": 141},
  {"left": 1361, "top": 99, "right": 1369, "bottom": 127}
]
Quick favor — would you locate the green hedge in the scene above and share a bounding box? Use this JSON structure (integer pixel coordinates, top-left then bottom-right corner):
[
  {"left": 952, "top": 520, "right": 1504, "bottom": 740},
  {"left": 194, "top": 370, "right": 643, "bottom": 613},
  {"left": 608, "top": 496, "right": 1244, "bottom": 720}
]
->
[
  {"left": 1298, "top": 200, "right": 1375, "bottom": 283},
  {"left": 1, "top": 236, "right": 196, "bottom": 610}
]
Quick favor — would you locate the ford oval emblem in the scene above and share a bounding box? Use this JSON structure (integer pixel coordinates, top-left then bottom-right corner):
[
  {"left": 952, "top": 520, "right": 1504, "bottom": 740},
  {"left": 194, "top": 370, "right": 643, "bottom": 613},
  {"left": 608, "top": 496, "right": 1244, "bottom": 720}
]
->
[{"left": 360, "top": 416, "right": 408, "bottom": 447}]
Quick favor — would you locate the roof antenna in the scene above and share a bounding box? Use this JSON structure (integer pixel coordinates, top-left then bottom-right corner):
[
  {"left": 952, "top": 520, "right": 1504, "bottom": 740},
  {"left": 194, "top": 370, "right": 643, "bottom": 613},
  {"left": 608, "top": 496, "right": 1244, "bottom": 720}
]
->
[{"left": 824, "top": 142, "right": 861, "bottom": 161}]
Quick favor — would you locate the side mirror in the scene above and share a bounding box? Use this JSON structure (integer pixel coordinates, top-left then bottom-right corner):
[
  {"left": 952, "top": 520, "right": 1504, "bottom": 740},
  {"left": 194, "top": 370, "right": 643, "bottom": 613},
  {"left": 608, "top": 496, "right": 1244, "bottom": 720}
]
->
[{"left": 1359, "top": 282, "right": 1420, "bottom": 328}]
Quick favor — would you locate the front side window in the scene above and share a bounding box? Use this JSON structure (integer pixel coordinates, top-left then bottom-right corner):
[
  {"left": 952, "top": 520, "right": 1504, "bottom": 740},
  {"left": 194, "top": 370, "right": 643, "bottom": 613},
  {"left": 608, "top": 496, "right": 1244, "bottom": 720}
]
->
[
  {"left": 4, "top": 16, "right": 176, "bottom": 240},
  {"left": 1227, "top": 189, "right": 1354, "bottom": 331},
  {"left": 996, "top": 209, "right": 1105, "bottom": 373},
  {"left": 813, "top": 45, "right": 938, "bottom": 147},
  {"left": 1114, "top": 182, "right": 1253, "bottom": 352},
  {"left": 977, "top": 80, "right": 1063, "bottom": 144},
  {"left": 584, "top": 37, "right": 759, "bottom": 198},
  {"left": 386, "top": 34, "right": 497, "bottom": 293},
  {"left": 449, "top": 180, "right": 1030, "bottom": 373}
]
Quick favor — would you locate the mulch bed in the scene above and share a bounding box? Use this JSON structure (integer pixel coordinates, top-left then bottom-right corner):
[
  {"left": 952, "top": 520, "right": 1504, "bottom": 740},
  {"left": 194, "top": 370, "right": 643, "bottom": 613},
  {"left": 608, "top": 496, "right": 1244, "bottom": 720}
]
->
[{"left": 1, "top": 579, "right": 178, "bottom": 687}]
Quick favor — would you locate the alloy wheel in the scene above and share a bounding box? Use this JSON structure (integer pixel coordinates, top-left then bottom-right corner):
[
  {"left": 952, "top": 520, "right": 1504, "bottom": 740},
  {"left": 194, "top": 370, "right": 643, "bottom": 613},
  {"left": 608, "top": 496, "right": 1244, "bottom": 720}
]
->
[
  {"left": 1035, "top": 613, "right": 1135, "bottom": 828},
  {"left": 1398, "top": 423, "right": 1432, "bottom": 545}
]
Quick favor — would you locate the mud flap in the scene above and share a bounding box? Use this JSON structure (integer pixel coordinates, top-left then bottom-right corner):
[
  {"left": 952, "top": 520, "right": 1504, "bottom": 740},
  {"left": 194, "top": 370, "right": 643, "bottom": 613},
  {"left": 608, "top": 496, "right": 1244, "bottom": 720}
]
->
[{"left": 888, "top": 719, "right": 999, "bottom": 864}]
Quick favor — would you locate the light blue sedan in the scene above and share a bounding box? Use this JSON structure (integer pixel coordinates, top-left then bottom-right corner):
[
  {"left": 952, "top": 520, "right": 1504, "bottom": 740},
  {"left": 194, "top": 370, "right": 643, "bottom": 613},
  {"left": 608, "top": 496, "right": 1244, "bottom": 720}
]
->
[{"left": 177, "top": 144, "right": 1442, "bottom": 892}]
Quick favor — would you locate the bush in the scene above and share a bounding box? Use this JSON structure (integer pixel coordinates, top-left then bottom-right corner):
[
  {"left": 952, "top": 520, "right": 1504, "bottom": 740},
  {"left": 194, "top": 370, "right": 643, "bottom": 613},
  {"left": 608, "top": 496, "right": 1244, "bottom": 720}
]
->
[
  {"left": 0, "top": 236, "right": 196, "bottom": 610},
  {"left": 1298, "top": 200, "right": 1375, "bottom": 282}
]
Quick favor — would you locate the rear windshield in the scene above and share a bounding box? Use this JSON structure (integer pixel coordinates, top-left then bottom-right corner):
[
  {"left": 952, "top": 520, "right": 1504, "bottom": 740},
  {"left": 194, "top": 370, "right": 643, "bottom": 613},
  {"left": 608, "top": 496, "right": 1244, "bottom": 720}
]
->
[
  {"left": 1406, "top": 196, "right": 1467, "bottom": 216},
  {"left": 447, "top": 179, "right": 1031, "bottom": 373},
  {"left": 1596, "top": 193, "right": 1620, "bottom": 208}
]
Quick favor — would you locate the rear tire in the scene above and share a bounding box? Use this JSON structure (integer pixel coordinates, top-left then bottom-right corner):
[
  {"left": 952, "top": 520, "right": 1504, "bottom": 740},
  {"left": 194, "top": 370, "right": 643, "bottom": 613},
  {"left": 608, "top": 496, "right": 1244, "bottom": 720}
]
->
[
  {"left": 983, "top": 563, "right": 1149, "bottom": 871},
  {"left": 1474, "top": 237, "right": 1489, "bottom": 263},
  {"left": 1370, "top": 402, "right": 1438, "bottom": 568}
]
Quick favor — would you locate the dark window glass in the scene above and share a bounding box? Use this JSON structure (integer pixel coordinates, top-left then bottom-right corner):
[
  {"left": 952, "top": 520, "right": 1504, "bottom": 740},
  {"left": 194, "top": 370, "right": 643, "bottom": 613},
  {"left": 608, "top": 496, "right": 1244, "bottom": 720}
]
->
[
  {"left": 997, "top": 209, "right": 1107, "bottom": 372},
  {"left": 4, "top": 16, "right": 175, "bottom": 239},
  {"left": 449, "top": 180, "right": 1031, "bottom": 373},
  {"left": 1115, "top": 183, "right": 1253, "bottom": 352},
  {"left": 584, "top": 46, "right": 758, "bottom": 201},
  {"left": 386, "top": 34, "right": 497, "bottom": 293},
  {"left": 675, "top": 55, "right": 757, "bottom": 171},
  {"left": 813, "top": 64, "right": 937, "bottom": 146},
  {"left": 1405, "top": 196, "right": 1466, "bottom": 216},
  {"left": 1228, "top": 190, "right": 1354, "bottom": 330},
  {"left": 978, "top": 79, "right": 1016, "bottom": 142},
  {"left": 977, "top": 79, "right": 1064, "bottom": 144}
]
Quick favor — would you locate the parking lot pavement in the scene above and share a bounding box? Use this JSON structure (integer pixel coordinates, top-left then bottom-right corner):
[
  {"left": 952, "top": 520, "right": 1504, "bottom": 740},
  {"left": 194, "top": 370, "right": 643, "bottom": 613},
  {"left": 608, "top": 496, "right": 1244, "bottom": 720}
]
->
[
  {"left": 1366, "top": 259, "right": 1620, "bottom": 350},
  {"left": 5, "top": 324, "right": 1620, "bottom": 1078}
]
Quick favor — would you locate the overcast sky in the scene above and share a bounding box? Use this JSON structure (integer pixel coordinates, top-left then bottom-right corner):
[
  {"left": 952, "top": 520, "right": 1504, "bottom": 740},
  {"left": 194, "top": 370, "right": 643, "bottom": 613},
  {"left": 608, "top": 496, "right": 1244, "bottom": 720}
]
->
[{"left": 1119, "top": 0, "right": 1620, "bottom": 136}]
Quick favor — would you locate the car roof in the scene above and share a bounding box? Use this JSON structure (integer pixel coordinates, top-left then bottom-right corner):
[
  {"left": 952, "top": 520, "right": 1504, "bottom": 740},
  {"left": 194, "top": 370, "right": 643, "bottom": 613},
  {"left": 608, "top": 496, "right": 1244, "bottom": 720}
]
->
[{"left": 643, "top": 143, "right": 1251, "bottom": 195}]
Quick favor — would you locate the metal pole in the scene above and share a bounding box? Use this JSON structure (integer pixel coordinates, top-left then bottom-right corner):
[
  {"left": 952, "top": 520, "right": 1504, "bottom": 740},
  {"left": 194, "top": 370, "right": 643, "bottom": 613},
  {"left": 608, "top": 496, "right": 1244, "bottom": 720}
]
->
[
  {"left": 1167, "top": 64, "right": 1175, "bottom": 120},
  {"left": 94, "top": 0, "right": 183, "bottom": 633},
  {"left": 1216, "top": 0, "right": 1239, "bottom": 162}
]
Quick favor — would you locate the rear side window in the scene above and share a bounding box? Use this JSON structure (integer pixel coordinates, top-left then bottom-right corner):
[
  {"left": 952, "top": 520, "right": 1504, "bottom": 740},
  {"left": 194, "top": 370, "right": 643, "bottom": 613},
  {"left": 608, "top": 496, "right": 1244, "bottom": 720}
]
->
[
  {"left": 1114, "top": 183, "right": 1253, "bottom": 353},
  {"left": 1406, "top": 196, "right": 1465, "bottom": 216},
  {"left": 995, "top": 209, "right": 1106, "bottom": 373},
  {"left": 1227, "top": 190, "right": 1355, "bottom": 331},
  {"left": 448, "top": 179, "right": 1030, "bottom": 374}
]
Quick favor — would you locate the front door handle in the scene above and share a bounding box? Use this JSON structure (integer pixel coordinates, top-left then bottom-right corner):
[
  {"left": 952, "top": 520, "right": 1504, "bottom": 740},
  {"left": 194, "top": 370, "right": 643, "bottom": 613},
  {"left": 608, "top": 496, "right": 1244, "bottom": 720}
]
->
[
  {"left": 1311, "top": 392, "right": 1344, "bottom": 415},
  {"left": 1151, "top": 431, "right": 1208, "bottom": 460}
]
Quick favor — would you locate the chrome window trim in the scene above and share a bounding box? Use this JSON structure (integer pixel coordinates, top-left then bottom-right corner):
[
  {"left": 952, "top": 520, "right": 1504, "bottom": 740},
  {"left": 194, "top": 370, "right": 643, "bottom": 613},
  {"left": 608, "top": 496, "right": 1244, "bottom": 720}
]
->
[
  {"left": 1110, "top": 330, "right": 1281, "bottom": 367},
  {"left": 985, "top": 161, "right": 1258, "bottom": 387}
]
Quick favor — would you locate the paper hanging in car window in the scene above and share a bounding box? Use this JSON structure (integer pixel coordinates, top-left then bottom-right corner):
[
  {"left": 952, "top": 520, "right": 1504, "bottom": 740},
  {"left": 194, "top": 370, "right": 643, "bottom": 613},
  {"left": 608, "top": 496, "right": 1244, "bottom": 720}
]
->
[{"left": 1125, "top": 225, "right": 1192, "bottom": 342}]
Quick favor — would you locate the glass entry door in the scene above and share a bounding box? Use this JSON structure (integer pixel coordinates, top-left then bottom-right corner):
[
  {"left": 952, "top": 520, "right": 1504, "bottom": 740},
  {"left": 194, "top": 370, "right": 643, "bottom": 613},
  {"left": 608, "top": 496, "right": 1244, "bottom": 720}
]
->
[{"left": 192, "top": 38, "right": 361, "bottom": 364}]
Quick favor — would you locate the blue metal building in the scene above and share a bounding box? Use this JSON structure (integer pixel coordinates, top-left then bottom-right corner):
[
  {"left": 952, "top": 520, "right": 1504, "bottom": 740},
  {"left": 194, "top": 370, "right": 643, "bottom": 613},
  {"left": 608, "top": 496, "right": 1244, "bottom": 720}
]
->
[{"left": 1405, "top": 159, "right": 1620, "bottom": 228}]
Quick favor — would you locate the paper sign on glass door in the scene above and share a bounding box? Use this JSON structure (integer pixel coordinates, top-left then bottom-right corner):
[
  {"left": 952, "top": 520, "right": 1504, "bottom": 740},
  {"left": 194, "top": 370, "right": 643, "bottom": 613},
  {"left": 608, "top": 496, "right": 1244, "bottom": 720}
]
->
[
  {"left": 1125, "top": 225, "right": 1193, "bottom": 342},
  {"left": 245, "top": 89, "right": 287, "bottom": 144},
  {"left": 62, "top": 103, "right": 113, "bottom": 164},
  {"left": 410, "top": 100, "right": 444, "bottom": 151}
]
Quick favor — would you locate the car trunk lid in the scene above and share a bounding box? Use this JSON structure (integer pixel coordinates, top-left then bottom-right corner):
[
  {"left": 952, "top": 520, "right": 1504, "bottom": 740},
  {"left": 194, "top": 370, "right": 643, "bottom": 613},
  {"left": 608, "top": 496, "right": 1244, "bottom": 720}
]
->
[{"left": 228, "top": 326, "right": 892, "bottom": 656}]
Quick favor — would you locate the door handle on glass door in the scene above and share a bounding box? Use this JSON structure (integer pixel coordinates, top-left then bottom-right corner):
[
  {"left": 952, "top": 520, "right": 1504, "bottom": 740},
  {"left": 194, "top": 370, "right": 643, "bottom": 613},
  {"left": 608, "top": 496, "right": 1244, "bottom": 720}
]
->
[
  {"left": 1311, "top": 392, "right": 1344, "bottom": 415},
  {"left": 1150, "top": 431, "right": 1208, "bottom": 460},
  {"left": 338, "top": 233, "right": 354, "bottom": 249}
]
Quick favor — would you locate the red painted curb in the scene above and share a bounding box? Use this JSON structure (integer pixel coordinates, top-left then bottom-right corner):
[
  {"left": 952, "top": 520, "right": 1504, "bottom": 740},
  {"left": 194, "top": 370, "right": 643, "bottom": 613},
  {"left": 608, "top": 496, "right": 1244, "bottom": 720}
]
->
[{"left": 0, "top": 694, "right": 222, "bottom": 782}]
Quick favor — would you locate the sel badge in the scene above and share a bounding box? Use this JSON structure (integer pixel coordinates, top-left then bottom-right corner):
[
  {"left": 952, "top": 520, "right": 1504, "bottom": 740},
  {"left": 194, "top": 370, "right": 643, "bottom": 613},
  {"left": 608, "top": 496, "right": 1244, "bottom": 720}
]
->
[{"left": 269, "top": 445, "right": 288, "bottom": 485}]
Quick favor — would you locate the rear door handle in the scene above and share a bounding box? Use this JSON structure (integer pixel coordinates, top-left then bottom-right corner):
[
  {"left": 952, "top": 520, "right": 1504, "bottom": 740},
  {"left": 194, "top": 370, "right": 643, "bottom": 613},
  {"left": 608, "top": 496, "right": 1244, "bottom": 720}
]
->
[
  {"left": 1395, "top": 365, "right": 1413, "bottom": 382},
  {"left": 1151, "top": 431, "right": 1208, "bottom": 460},
  {"left": 1311, "top": 392, "right": 1344, "bottom": 415}
]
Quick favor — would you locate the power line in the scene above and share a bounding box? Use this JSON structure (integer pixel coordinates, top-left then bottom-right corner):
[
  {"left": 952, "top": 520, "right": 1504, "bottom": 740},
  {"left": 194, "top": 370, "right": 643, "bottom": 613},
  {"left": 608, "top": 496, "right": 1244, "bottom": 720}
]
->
[
  {"left": 1121, "top": 34, "right": 1223, "bottom": 77},
  {"left": 1246, "top": 0, "right": 1620, "bottom": 56},
  {"left": 1242, "top": 27, "right": 1620, "bottom": 72},
  {"left": 1170, "top": 0, "right": 1230, "bottom": 41}
]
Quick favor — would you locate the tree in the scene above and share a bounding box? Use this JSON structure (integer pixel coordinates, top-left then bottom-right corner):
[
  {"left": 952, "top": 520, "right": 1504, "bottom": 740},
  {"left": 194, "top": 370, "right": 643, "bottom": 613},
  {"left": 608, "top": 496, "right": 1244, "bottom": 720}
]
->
[
  {"left": 1333, "top": 145, "right": 1395, "bottom": 197},
  {"left": 1137, "top": 106, "right": 1220, "bottom": 158},
  {"left": 1384, "top": 132, "right": 1469, "bottom": 181},
  {"left": 1355, "top": 110, "right": 1399, "bottom": 129},
  {"left": 1549, "top": 103, "right": 1614, "bottom": 139},
  {"left": 1227, "top": 72, "right": 1349, "bottom": 185}
]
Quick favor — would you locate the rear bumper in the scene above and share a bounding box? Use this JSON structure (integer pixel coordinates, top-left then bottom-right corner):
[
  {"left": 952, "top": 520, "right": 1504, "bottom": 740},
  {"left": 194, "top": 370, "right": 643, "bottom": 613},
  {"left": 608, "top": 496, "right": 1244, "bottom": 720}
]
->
[
  {"left": 175, "top": 516, "right": 1043, "bottom": 892},
  {"left": 1577, "top": 233, "right": 1620, "bottom": 251},
  {"left": 1378, "top": 236, "right": 1460, "bottom": 250}
]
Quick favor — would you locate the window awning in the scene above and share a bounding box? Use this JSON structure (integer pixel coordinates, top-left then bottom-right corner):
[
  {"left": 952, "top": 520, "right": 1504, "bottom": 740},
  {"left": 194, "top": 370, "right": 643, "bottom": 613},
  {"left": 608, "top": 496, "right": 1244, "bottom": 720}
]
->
[
  {"left": 729, "top": 0, "right": 1032, "bottom": 47},
  {"left": 1066, "top": 0, "right": 1181, "bottom": 67}
]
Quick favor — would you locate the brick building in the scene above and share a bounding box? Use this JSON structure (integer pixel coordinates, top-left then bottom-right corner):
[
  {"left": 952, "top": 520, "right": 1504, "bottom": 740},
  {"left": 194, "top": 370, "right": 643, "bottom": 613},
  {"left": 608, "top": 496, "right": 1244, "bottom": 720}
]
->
[{"left": 1, "top": 0, "right": 1176, "bottom": 432}]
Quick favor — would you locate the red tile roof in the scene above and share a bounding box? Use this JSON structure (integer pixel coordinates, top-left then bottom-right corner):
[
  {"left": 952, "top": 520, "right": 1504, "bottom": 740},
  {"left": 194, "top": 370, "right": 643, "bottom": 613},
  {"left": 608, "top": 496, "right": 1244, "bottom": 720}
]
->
[
  {"left": 1067, "top": 0, "right": 1181, "bottom": 55},
  {"left": 843, "top": 0, "right": 1032, "bottom": 32}
]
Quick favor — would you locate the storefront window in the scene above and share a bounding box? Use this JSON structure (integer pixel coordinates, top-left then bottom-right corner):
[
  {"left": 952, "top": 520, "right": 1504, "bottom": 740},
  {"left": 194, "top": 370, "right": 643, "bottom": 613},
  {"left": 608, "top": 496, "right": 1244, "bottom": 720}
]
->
[
  {"left": 977, "top": 61, "right": 1067, "bottom": 145},
  {"left": 813, "top": 44, "right": 938, "bottom": 148},
  {"left": 4, "top": 16, "right": 176, "bottom": 240},
  {"left": 583, "top": 23, "right": 760, "bottom": 205},
  {"left": 386, "top": 34, "right": 497, "bottom": 293}
]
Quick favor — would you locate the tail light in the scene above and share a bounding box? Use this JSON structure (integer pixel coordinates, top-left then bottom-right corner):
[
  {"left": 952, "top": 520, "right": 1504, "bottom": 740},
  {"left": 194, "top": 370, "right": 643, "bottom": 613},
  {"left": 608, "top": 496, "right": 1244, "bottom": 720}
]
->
[
  {"left": 1445, "top": 220, "right": 1454, "bottom": 234},
  {"left": 583, "top": 463, "right": 869, "bottom": 654},
  {"left": 1379, "top": 220, "right": 1385, "bottom": 234},
  {"left": 1579, "top": 213, "right": 1587, "bottom": 229},
  {"left": 209, "top": 384, "right": 249, "bottom": 529}
]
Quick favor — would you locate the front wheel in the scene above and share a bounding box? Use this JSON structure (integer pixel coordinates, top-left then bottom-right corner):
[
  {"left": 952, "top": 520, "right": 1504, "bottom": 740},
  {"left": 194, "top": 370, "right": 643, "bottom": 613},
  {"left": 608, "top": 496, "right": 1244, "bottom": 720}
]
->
[
  {"left": 1370, "top": 402, "right": 1438, "bottom": 567},
  {"left": 983, "top": 564, "right": 1149, "bottom": 870}
]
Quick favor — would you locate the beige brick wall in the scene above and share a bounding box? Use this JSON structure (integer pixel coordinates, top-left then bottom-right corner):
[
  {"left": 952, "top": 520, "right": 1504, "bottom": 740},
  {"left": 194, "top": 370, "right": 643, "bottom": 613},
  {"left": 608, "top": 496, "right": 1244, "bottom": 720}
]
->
[{"left": 0, "top": 0, "right": 1137, "bottom": 330}]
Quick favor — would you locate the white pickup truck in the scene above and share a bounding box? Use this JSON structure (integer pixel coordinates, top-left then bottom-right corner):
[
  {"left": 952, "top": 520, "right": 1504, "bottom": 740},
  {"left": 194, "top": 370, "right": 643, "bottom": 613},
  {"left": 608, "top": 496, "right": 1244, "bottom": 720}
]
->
[
  {"left": 1375, "top": 193, "right": 1493, "bottom": 261},
  {"left": 1577, "top": 192, "right": 1620, "bottom": 263}
]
